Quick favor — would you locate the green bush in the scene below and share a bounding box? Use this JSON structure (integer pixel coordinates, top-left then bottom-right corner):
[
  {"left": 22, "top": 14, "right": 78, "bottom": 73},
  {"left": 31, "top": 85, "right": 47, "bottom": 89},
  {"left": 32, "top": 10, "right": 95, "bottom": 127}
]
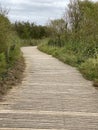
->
[
  {"left": 38, "top": 42, "right": 57, "bottom": 55},
  {"left": 58, "top": 52, "right": 78, "bottom": 66},
  {"left": 0, "top": 14, "right": 11, "bottom": 54},
  {"left": 48, "top": 38, "right": 65, "bottom": 47},
  {"left": 79, "top": 58, "right": 98, "bottom": 80},
  {"left": 29, "top": 39, "right": 39, "bottom": 46},
  {"left": 0, "top": 53, "right": 7, "bottom": 73},
  {"left": 9, "top": 45, "right": 21, "bottom": 64}
]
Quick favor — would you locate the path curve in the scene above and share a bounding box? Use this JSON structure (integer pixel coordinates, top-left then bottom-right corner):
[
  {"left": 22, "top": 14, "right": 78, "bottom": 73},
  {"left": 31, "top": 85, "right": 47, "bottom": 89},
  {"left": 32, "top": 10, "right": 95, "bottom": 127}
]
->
[{"left": 0, "top": 46, "right": 98, "bottom": 130}]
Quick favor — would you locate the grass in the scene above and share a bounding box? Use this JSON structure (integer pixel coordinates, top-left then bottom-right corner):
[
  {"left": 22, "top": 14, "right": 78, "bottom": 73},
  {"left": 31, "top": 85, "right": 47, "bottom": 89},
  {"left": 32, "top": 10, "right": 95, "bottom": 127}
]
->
[
  {"left": 0, "top": 53, "right": 7, "bottom": 74},
  {"left": 0, "top": 56, "right": 25, "bottom": 97},
  {"left": 38, "top": 39, "right": 98, "bottom": 86},
  {"left": 38, "top": 39, "right": 78, "bottom": 66},
  {"left": 20, "top": 39, "right": 41, "bottom": 47},
  {"left": 0, "top": 36, "right": 25, "bottom": 97}
]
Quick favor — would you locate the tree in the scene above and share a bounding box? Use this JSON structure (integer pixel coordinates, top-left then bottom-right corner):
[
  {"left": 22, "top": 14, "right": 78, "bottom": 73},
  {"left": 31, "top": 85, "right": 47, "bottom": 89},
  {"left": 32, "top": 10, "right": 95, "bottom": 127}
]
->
[
  {"left": 48, "top": 19, "right": 67, "bottom": 37},
  {"left": 47, "top": 19, "right": 67, "bottom": 47},
  {"left": 14, "top": 22, "right": 48, "bottom": 39},
  {"left": 79, "top": 0, "right": 98, "bottom": 42},
  {"left": 65, "top": 0, "right": 83, "bottom": 40}
]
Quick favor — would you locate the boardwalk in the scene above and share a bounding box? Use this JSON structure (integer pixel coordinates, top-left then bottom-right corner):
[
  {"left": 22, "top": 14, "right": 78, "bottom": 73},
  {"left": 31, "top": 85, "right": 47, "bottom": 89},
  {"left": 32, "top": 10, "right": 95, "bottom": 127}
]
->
[{"left": 0, "top": 46, "right": 98, "bottom": 130}]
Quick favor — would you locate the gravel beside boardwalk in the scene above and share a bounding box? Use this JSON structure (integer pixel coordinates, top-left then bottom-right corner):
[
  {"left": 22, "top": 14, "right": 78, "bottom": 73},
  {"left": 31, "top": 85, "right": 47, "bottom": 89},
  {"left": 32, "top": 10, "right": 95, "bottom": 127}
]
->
[{"left": 0, "top": 46, "right": 98, "bottom": 130}]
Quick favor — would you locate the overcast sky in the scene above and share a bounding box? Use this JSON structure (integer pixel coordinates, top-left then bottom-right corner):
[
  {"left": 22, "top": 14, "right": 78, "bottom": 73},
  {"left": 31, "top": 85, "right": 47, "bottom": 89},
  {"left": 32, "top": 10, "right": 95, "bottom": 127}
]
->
[{"left": 0, "top": 0, "right": 98, "bottom": 25}]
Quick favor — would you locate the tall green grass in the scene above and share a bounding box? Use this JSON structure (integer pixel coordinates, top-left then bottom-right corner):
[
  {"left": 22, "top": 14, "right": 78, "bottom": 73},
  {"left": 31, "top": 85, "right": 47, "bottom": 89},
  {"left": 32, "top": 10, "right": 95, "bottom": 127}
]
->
[
  {"left": 20, "top": 39, "right": 40, "bottom": 47},
  {"left": 0, "top": 34, "right": 24, "bottom": 95},
  {"left": 38, "top": 39, "right": 98, "bottom": 85}
]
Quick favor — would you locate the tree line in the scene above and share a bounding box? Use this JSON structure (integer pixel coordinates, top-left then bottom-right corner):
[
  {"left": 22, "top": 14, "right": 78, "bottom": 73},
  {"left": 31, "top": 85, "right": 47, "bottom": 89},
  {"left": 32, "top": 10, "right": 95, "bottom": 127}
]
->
[{"left": 14, "top": 22, "right": 49, "bottom": 39}]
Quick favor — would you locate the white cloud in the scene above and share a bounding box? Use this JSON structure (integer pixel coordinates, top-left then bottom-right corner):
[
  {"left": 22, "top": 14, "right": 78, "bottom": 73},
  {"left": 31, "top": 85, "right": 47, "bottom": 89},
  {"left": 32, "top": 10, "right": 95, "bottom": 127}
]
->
[
  {"left": 0, "top": 0, "right": 69, "bottom": 25},
  {"left": 0, "top": 0, "right": 97, "bottom": 25}
]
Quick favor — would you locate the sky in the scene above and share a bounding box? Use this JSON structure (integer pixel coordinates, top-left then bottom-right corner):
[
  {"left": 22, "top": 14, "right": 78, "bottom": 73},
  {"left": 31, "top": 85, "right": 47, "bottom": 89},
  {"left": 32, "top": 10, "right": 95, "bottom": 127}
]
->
[{"left": 0, "top": 0, "right": 98, "bottom": 25}]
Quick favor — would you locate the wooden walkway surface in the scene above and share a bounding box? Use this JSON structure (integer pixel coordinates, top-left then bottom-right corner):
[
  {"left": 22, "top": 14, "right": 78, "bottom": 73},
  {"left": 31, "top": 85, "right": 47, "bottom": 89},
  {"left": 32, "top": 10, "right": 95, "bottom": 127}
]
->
[{"left": 0, "top": 46, "right": 98, "bottom": 130}]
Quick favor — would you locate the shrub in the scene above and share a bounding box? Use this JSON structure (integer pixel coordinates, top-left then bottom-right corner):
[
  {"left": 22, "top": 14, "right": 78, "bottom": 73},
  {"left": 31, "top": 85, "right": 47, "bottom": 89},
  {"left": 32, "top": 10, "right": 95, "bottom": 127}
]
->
[
  {"left": 48, "top": 38, "right": 65, "bottom": 47},
  {"left": 0, "top": 14, "right": 11, "bottom": 54},
  {"left": 20, "top": 39, "right": 40, "bottom": 46},
  {"left": 0, "top": 53, "right": 7, "bottom": 73},
  {"left": 79, "top": 58, "right": 98, "bottom": 80}
]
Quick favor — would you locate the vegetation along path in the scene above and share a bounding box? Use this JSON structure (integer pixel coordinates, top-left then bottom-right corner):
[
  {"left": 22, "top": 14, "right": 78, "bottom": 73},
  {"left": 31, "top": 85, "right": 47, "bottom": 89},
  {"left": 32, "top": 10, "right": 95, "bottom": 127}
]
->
[{"left": 0, "top": 46, "right": 98, "bottom": 130}]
